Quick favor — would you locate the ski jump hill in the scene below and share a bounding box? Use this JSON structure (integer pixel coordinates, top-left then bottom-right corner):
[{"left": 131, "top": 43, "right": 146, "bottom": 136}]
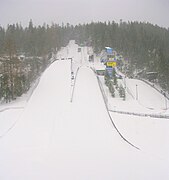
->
[{"left": 0, "top": 40, "right": 169, "bottom": 180}]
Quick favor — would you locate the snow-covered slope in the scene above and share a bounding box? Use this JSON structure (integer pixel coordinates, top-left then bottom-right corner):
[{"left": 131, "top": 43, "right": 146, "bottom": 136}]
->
[{"left": 0, "top": 40, "right": 169, "bottom": 180}]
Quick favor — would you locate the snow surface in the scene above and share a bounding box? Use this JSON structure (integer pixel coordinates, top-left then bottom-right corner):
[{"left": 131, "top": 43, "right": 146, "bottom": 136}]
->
[{"left": 0, "top": 40, "right": 169, "bottom": 179}]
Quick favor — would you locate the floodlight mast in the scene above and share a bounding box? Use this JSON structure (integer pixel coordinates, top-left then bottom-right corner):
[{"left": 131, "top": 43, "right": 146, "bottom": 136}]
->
[{"left": 68, "top": 58, "right": 73, "bottom": 73}]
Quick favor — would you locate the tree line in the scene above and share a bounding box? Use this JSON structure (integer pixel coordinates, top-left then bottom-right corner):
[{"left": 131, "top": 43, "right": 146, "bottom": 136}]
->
[
  {"left": 72, "top": 21, "right": 169, "bottom": 91},
  {"left": 0, "top": 20, "right": 169, "bottom": 103}
]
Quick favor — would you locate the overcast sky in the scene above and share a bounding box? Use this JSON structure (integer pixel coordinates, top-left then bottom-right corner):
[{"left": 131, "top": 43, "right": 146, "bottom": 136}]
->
[{"left": 0, "top": 0, "right": 169, "bottom": 28}]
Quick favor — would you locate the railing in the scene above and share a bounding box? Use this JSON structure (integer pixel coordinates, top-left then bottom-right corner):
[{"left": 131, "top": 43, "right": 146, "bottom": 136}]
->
[
  {"left": 139, "top": 78, "right": 169, "bottom": 100},
  {"left": 109, "top": 109, "right": 169, "bottom": 119},
  {"left": 93, "top": 69, "right": 140, "bottom": 150}
]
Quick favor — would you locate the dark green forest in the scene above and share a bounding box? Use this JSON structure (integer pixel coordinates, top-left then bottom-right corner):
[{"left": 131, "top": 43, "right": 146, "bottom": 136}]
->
[{"left": 0, "top": 20, "right": 169, "bottom": 102}]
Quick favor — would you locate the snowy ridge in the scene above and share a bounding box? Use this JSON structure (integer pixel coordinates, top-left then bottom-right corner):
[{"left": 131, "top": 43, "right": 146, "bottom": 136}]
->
[{"left": 0, "top": 106, "right": 23, "bottom": 112}]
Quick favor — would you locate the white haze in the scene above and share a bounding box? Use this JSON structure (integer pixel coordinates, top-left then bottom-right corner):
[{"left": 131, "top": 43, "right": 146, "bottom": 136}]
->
[{"left": 0, "top": 0, "right": 169, "bottom": 28}]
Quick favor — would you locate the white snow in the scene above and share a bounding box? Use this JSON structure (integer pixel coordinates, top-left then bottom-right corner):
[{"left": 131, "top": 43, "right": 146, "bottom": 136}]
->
[{"left": 0, "top": 40, "right": 169, "bottom": 179}]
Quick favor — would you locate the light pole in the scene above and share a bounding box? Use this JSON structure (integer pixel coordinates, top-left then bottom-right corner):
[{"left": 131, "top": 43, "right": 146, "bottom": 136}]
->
[
  {"left": 163, "top": 92, "right": 167, "bottom": 109},
  {"left": 68, "top": 58, "right": 73, "bottom": 72},
  {"left": 124, "top": 76, "right": 126, "bottom": 89},
  {"left": 136, "top": 84, "right": 138, "bottom": 100}
]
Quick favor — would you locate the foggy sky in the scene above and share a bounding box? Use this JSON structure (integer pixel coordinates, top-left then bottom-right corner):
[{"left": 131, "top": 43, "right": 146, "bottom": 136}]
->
[{"left": 0, "top": 0, "right": 169, "bottom": 28}]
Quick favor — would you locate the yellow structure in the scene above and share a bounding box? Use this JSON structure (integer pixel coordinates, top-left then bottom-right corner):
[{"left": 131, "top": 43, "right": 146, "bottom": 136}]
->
[{"left": 106, "top": 61, "right": 117, "bottom": 67}]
